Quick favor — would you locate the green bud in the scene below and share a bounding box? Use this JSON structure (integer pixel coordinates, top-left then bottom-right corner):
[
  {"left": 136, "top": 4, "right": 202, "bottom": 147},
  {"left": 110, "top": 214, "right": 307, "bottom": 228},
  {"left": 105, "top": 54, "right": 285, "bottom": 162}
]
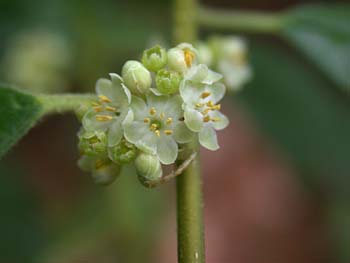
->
[
  {"left": 167, "top": 43, "right": 197, "bottom": 73},
  {"left": 135, "top": 153, "right": 162, "bottom": 187},
  {"left": 91, "top": 159, "right": 121, "bottom": 185},
  {"left": 108, "top": 139, "right": 137, "bottom": 164},
  {"left": 155, "top": 69, "right": 182, "bottom": 95},
  {"left": 78, "top": 130, "right": 107, "bottom": 157},
  {"left": 141, "top": 45, "right": 167, "bottom": 72},
  {"left": 121, "top": 60, "right": 152, "bottom": 96}
]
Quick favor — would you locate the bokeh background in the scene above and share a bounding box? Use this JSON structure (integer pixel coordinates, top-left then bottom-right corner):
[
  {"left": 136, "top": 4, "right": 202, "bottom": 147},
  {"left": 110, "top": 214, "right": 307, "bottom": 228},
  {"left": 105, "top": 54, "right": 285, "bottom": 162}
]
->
[{"left": 0, "top": 0, "right": 349, "bottom": 262}]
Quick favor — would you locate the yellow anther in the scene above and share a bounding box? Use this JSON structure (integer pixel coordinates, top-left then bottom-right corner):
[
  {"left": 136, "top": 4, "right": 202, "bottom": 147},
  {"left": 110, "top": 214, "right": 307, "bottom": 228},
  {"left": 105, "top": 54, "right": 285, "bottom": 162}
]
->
[
  {"left": 95, "top": 115, "right": 113, "bottom": 121},
  {"left": 149, "top": 107, "right": 157, "bottom": 115},
  {"left": 164, "top": 130, "right": 173, "bottom": 135},
  {"left": 211, "top": 104, "right": 221, "bottom": 111},
  {"left": 95, "top": 159, "right": 105, "bottom": 169},
  {"left": 211, "top": 117, "right": 221, "bottom": 122},
  {"left": 92, "top": 102, "right": 100, "bottom": 107},
  {"left": 93, "top": 106, "right": 104, "bottom": 112},
  {"left": 105, "top": 106, "right": 117, "bottom": 112},
  {"left": 184, "top": 49, "right": 195, "bottom": 67},
  {"left": 201, "top": 92, "right": 211, "bottom": 99},
  {"left": 98, "top": 95, "right": 112, "bottom": 103},
  {"left": 206, "top": 100, "right": 214, "bottom": 107},
  {"left": 150, "top": 123, "right": 158, "bottom": 131},
  {"left": 195, "top": 103, "right": 203, "bottom": 108},
  {"left": 203, "top": 115, "right": 210, "bottom": 122},
  {"left": 202, "top": 108, "right": 211, "bottom": 115},
  {"left": 166, "top": 117, "right": 173, "bottom": 125},
  {"left": 159, "top": 113, "right": 165, "bottom": 120},
  {"left": 144, "top": 118, "right": 150, "bottom": 123},
  {"left": 155, "top": 130, "right": 161, "bottom": 137}
]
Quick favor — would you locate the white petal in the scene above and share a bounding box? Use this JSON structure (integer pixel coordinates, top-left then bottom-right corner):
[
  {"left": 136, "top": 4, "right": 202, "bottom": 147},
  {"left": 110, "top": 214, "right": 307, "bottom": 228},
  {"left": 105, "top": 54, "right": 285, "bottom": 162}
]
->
[
  {"left": 179, "top": 80, "right": 202, "bottom": 104},
  {"left": 108, "top": 120, "right": 123, "bottom": 146},
  {"left": 95, "top": 78, "right": 113, "bottom": 96},
  {"left": 199, "top": 125, "right": 219, "bottom": 151},
  {"left": 209, "top": 111, "right": 229, "bottom": 130},
  {"left": 82, "top": 109, "right": 113, "bottom": 132},
  {"left": 135, "top": 132, "right": 157, "bottom": 154},
  {"left": 208, "top": 81, "right": 226, "bottom": 104},
  {"left": 202, "top": 69, "right": 222, "bottom": 85},
  {"left": 173, "top": 122, "right": 194, "bottom": 144},
  {"left": 124, "top": 121, "right": 157, "bottom": 154},
  {"left": 184, "top": 107, "right": 203, "bottom": 132},
  {"left": 130, "top": 96, "right": 148, "bottom": 119},
  {"left": 162, "top": 95, "right": 183, "bottom": 120},
  {"left": 157, "top": 135, "right": 178, "bottom": 164}
]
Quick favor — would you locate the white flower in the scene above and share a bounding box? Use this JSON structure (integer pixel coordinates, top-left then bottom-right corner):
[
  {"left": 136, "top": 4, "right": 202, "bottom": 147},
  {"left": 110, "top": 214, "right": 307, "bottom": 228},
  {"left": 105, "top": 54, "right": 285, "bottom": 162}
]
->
[
  {"left": 123, "top": 94, "right": 193, "bottom": 164},
  {"left": 180, "top": 64, "right": 229, "bottom": 150},
  {"left": 82, "top": 73, "right": 131, "bottom": 147}
]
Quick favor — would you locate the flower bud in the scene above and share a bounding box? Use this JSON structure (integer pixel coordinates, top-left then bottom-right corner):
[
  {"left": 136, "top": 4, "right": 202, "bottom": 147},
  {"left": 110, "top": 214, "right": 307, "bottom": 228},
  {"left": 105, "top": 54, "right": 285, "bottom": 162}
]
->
[
  {"left": 91, "top": 159, "right": 121, "bottom": 185},
  {"left": 155, "top": 69, "right": 182, "bottom": 95},
  {"left": 109, "top": 139, "right": 137, "bottom": 164},
  {"left": 121, "top": 60, "right": 152, "bottom": 96},
  {"left": 141, "top": 45, "right": 167, "bottom": 72},
  {"left": 167, "top": 43, "right": 197, "bottom": 73},
  {"left": 78, "top": 130, "right": 107, "bottom": 157},
  {"left": 135, "top": 153, "right": 162, "bottom": 187}
]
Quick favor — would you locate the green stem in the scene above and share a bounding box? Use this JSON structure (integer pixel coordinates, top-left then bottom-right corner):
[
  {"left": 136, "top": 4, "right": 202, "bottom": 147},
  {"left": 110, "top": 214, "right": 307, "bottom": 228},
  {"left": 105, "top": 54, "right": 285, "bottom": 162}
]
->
[
  {"left": 197, "top": 7, "right": 285, "bottom": 34},
  {"left": 36, "top": 93, "right": 96, "bottom": 116},
  {"left": 173, "top": 0, "right": 204, "bottom": 261}
]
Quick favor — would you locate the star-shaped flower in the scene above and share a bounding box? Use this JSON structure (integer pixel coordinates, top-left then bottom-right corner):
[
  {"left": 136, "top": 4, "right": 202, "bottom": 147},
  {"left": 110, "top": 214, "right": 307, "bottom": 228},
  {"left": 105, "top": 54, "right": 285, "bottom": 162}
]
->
[
  {"left": 180, "top": 64, "right": 229, "bottom": 150},
  {"left": 123, "top": 94, "right": 193, "bottom": 164},
  {"left": 82, "top": 73, "right": 131, "bottom": 147}
]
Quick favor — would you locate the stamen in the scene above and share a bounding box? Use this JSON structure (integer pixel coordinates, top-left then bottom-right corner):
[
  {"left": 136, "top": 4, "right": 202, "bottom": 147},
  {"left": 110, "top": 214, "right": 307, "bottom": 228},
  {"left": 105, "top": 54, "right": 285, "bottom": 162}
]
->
[
  {"left": 184, "top": 49, "right": 195, "bottom": 67},
  {"left": 202, "top": 108, "right": 211, "bottom": 115},
  {"left": 211, "top": 117, "right": 221, "bottom": 122},
  {"left": 105, "top": 106, "right": 117, "bottom": 112},
  {"left": 206, "top": 101, "right": 214, "bottom": 107},
  {"left": 166, "top": 117, "right": 173, "bottom": 125},
  {"left": 149, "top": 107, "right": 157, "bottom": 115},
  {"left": 159, "top": 113, "right": 165, "bottom": 120},
  {"left": 92, "top": 102, "right": 100, "bottom": 106},
  {"left": 155, "top": 130, "right": 161, "bottom": 137},
  {"left": 195, "top": 103, "right": 203, "bottom": 108},
  {"left": 96, "top": 115, "right": 113, "bottom": 121},
  {"left": 164, "top": 130, "right": 173, "bottom": 135},
  {"left": 211, "top": 104, "right": 221, "bottom": 111},
  {"left": 98, "top": 95, "right": 112, "bottom": 103},
  {"left": 201, "top": 92, "right": 211, "bottom": 99},
  {"left": 144, "top": 118, "right": 150, "bottom": 123},
  {"left": 93, "top": 106, "right": 104, "bottom": 112},
  {"left": 150, "top": 123, "right": 158, "bottom": 131},
  {"left": 203, "top": 115, "right": 210, "bottom": 122}
]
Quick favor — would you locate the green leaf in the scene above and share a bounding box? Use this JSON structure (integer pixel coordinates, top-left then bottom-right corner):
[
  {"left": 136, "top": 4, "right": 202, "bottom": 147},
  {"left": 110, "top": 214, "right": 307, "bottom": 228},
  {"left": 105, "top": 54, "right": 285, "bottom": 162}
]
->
[
  {"left": 0, "top": 85, "right": 42, "bottom": 159},
  {"left": 283, "top": 4, "right": 350, "bottom": 91}
]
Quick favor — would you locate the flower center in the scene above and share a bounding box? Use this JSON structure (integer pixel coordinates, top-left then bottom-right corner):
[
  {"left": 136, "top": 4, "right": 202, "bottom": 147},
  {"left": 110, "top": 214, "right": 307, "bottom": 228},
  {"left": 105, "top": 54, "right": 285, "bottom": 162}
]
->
[
  {"left": 143, "top": 107, "right": 174, "bottom": 137},
  {"left": 195, "top": 92, "right": 222, "bottom": 123},
  {"left": 93, "top": 94, "right": 121, "bottom": 121},
  {"left": 184, "top": 49, "right": 195, "bottom": 68}
]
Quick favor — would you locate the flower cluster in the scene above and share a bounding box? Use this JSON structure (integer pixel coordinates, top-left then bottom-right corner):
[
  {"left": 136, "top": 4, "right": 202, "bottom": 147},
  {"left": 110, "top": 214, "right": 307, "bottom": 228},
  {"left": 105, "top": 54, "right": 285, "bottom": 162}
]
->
[
  {"left": 77, "top": 43, "right": 229, "bottom": 186},
  {"left": 196, "top": 36, "right": 252, "bottom": 92}
]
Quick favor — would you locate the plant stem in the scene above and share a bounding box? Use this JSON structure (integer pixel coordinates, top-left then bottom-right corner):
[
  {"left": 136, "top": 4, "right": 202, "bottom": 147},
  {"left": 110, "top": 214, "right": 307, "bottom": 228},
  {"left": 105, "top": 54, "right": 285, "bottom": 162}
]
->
[
  {"left": 197, "top": 6, "right": 285, "bottom": 34},
  {"left": 36, "top": 93, "right": 96, "bottom": 116},
  {"left": 173, "top": 0, "right": 205, "bottom": 261}
]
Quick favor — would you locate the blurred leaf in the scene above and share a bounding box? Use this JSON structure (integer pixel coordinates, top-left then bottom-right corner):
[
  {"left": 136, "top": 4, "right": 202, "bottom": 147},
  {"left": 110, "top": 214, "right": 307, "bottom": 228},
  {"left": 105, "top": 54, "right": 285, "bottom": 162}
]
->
[
  {"left": 0, "top": 85, "right": 42, "bottom": 159},
  {"left": 238, "top": 41, "right": 350, "bottom": 200},
  {"left": 283, "top": 4, "right": 350, "bottom": 91},
  {"left": 0, "top": 163, "right": 45, "bottom": 263}
]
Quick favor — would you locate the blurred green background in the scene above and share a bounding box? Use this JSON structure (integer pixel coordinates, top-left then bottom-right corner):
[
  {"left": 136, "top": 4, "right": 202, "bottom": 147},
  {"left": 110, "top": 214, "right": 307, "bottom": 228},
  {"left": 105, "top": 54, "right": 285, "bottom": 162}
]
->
[{"left": 0, "top": 0, "right": 349, "bottom": 262}]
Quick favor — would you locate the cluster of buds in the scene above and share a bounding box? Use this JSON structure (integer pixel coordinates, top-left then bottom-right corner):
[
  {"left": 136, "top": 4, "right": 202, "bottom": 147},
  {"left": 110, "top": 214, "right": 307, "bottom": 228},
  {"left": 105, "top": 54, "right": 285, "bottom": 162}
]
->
[
  {"left": 196, "top": 36, "right": 252, "bottom": 92},
  {"left": 77, "top": 43, "right": 229, "bottom": 186}
]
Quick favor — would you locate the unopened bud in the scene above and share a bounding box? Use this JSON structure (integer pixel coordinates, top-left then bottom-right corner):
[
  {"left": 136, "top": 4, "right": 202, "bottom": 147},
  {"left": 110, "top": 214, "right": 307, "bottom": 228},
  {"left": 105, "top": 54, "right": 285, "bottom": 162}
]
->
[
  {"left": 78, "top": 130, "right": 107, "bottom": 157},
  {"left": 122, "top": 60, "right": 152, "bottom": 96},
  {"left": 135, "top": 153, "right": 162, "bottom": 187},
  {"left": 155, "top": 69, "right": 182, "bottom": 95},
  {"left": 91, "top": 159, "right": 121, "bottom": 185},
  {"left": 141, "top": 45, "right": 167, "bottom": 72},
  {"left": 167, "top": 43, "right": 197, "bottom": 73},
  {"left": 109, "top": 139, "right": 137, "bottom": 164}
]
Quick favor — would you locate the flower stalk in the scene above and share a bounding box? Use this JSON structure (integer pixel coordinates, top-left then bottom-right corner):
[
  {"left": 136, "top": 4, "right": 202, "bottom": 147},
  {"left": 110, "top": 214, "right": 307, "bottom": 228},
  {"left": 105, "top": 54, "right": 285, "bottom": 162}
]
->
[{"left": 173, "top": 0, "right": 205, "bottom": 262}]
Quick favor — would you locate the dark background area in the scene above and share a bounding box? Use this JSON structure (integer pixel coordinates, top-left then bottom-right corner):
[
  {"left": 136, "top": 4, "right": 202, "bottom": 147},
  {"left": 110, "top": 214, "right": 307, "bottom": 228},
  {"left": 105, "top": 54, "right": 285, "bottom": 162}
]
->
[{"left": 0, "top": 0, "right": 349, "bottom": 262}]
